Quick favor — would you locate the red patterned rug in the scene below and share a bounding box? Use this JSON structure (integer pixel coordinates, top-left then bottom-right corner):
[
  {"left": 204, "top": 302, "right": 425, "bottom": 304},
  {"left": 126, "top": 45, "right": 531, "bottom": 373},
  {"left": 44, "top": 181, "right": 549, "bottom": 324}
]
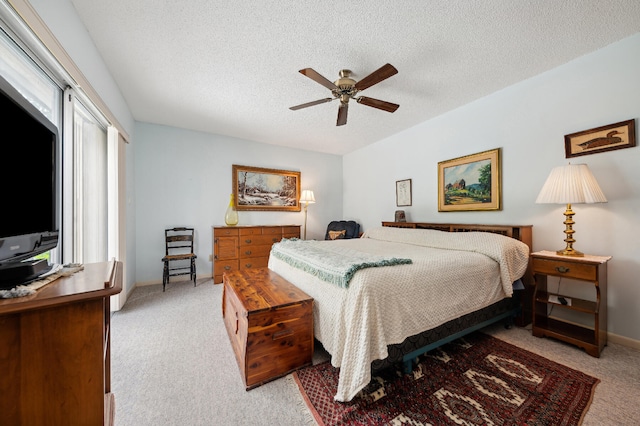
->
[{"left": 293, "top": 332, "right": 599, "bottom": 425}]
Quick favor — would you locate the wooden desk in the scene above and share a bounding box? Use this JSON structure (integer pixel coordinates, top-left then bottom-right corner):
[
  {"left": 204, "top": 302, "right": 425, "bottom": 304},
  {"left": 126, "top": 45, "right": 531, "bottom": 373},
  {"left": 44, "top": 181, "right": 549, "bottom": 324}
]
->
[{"left": 0, "top": 261, "right": 123, "bottom": 425}]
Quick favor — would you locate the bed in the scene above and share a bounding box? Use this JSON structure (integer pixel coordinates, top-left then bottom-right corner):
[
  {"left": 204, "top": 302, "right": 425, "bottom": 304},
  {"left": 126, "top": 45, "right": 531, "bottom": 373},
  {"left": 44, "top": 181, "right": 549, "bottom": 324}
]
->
[{"left": 267, "top": 221, "right": 532, "bottom": 402}]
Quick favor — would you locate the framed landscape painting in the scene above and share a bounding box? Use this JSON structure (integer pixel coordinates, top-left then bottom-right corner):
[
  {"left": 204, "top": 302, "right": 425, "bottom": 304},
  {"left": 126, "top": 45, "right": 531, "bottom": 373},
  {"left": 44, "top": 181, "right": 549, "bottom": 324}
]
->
[
  {"left": 438, "top": 148, "right": 501, "bottom": 212},
  {"left": 232, "top": 165, "right": 301, "bottom": 211}
]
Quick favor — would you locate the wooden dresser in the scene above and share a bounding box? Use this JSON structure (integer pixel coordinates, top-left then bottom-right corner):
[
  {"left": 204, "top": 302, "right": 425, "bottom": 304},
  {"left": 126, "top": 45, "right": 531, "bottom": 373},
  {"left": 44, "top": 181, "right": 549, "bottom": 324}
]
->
[
  {"left": 0, "top": 261, "right": 122, "bottom": 425},
  {"left": 222, "top": 268, "right": 313, "bottom": 389},
  {"left": 212, "top": 225, "right": 300, "bottom": 284}
]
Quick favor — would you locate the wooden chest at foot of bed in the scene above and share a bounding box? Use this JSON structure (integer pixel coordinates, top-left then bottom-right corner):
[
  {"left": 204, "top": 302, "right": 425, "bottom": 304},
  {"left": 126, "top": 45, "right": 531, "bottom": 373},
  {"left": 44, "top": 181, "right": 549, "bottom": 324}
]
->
[{"left": 222, "top": 268, "right": 314, "bottom": 389}]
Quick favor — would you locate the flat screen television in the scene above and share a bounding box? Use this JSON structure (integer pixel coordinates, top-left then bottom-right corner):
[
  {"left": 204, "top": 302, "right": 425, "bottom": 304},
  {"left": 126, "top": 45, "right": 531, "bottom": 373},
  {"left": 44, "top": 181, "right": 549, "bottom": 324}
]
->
[{"left": 0, "top": 74, "right": 60, "bottom": 289}]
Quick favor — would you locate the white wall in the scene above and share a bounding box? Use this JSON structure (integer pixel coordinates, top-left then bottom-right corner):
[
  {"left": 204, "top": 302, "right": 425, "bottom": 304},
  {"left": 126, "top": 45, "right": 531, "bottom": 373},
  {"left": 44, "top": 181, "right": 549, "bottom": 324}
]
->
[
  {"left": 29, "top": 1, "right": 639, "bottom": 341},
  {"left": 133, "top": 122, "right": 342, "bottom": 284},
  {"left": 344, "top": 34, "right": 640, "bottom": 342},
  {"left": 29, "top": 0, "right": 134, "bottom": 136}
]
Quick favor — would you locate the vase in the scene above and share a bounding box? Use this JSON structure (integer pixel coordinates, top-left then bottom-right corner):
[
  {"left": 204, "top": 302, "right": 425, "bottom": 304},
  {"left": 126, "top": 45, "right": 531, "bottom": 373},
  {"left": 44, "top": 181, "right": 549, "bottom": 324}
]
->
[{"left": 224, "top": 194, "right": 239, "bottom": 226}]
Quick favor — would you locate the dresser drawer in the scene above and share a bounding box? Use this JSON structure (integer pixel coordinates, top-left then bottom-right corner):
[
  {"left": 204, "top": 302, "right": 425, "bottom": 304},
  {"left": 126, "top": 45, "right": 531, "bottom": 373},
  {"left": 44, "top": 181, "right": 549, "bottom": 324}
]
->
[
  {"left": 532, "top": 258, "right": 598, "bottom": 281},
  {"left": 214, "top": 259, "right": 239, "bottom": 277},
  {"left": 261, "top": 226, "right": 283, "bottom": 236},
  {"left": 237, "top": 226, "right": 282, "bottom": 237},
  {"left": 239, "top": 244, "right": 272, "bottom": 259},
  {"left": 239, "top": 257, "right": 269, "bottom": 270},
  {"left": 282, "top": 226, "right": 300, "bottom": 238},
  {"left": 239, "top": 235, "right": 281, "bottom": 246},
  {"left": 216, "top": 227, "right": 239, "bottom": 236}
]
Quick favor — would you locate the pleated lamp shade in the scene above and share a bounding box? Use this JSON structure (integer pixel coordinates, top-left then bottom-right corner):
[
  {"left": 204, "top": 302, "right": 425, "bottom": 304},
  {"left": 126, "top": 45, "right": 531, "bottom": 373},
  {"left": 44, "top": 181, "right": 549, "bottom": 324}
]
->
[
  {"left": 536, "top": 164, "right": 607, "bottom": 205},
  {"left": 300, "top": 190, "right": 316, "bottom": 204}
]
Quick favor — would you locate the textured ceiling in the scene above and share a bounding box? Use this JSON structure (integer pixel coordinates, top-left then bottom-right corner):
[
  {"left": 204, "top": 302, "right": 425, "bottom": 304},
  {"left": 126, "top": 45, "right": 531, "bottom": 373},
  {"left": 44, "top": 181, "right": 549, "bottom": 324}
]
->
[{"left": 69, "top": 0, "right": 640, "bottom": 155}]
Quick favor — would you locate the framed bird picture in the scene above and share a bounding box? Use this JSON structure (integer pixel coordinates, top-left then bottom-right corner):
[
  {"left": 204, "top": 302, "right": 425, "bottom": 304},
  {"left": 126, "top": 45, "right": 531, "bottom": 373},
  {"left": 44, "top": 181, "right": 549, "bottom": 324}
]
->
[{"left": 565, "top": 119, "right": 636, "bottom": 158}]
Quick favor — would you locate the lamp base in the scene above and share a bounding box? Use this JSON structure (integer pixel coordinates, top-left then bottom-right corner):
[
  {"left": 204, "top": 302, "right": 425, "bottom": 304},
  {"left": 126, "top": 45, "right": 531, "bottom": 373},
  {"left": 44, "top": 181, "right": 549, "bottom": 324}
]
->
[
  {"left": 556, "top": 247, "right": 584, "bottom": 257},
  {"left": 557, "top": 203, "right": 584, "bottom": 257}
]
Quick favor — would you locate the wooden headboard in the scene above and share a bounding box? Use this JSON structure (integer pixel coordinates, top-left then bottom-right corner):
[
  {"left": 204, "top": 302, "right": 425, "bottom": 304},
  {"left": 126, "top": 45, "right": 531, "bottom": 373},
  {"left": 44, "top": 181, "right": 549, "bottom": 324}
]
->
[{"left": 382, "top": 221, "right": 534, "bottom": 325}]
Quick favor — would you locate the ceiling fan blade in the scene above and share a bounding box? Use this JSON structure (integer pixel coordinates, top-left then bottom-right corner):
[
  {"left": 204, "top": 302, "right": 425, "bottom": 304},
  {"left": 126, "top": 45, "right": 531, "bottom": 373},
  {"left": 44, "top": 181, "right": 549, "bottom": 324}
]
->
[
  {"left": 299, "top": 68, "right": 339, "bottom": 91},
  {"left": 357, "top": 96, "right": 399, "bottom": 113},
  {"left": 354, "top": 63, "right": 398, "bottom": 91},
  {"left": 290, "top": 98, "right": 334, "bottom": 111},
  {"left": 336, "top": 102, "right": 348, "bottom": 126}
]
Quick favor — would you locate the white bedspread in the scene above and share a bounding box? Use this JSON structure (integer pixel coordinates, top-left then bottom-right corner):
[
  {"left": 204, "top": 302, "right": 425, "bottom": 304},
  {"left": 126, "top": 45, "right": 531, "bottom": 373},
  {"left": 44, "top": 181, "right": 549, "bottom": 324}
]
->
[{"left": 268, "top": 226, "right": 530, "bottom": 402}]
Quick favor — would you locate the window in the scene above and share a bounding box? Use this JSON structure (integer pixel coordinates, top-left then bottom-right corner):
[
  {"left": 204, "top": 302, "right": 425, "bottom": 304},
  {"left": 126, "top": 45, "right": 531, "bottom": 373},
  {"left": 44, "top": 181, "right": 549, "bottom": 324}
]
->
[
  {"left": 1, "top": 20, "right": 113, "bottom": 265},
  {"left": 67, "top": 91, "right": 109, "bottom": 263},
  {"left": 0, "top": 27, "right": 60, "bottom": 124}
]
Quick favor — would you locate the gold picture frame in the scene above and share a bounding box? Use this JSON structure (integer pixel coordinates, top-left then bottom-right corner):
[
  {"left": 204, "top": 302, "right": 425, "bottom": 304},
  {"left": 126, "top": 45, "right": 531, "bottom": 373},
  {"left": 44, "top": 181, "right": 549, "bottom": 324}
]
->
[
  {"left": 438, "top": 148, "right": 501, "bottom": 212},
  {"left": 565, "top": 119, "right": 636, "bottom": 158},
  {"left": 396, "top": 179, "right": 412, "bottom": 207},
  {"left": 232, "top": 165, "right": 301, "bottom": 211}
]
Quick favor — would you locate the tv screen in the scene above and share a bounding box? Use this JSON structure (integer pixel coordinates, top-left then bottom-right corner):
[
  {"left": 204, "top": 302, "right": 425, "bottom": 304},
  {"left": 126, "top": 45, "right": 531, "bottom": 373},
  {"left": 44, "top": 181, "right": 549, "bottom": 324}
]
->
[{"left": 0, "top": 74, "right": 59, "bottom": 284}]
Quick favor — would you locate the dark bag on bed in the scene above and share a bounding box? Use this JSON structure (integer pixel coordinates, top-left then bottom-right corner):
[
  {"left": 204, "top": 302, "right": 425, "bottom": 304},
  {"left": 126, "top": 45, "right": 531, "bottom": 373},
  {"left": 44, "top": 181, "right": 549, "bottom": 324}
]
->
[{"left": 324, "top": 220, "right": 360, "bottom": 240}]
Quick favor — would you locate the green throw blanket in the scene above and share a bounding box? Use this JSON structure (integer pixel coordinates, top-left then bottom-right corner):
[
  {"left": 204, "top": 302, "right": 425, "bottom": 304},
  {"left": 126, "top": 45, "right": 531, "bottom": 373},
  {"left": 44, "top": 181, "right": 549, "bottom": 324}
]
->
[{"left": 270, "top": 238, "right": 412, "bottom": 288}]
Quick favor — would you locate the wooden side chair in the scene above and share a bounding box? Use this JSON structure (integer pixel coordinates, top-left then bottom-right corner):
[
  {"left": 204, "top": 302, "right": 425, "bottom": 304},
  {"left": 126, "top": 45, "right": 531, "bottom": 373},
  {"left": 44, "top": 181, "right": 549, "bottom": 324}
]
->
[{"left": 162, "top": 227, "right": 197, "bottom": 291}]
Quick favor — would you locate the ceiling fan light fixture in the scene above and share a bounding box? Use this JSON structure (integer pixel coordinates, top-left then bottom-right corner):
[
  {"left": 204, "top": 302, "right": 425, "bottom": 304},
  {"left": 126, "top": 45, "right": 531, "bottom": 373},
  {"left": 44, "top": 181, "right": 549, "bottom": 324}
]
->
[
  {"left": 335, "top": 69, "right": 356, "bottom": 90},
  {"left": 290, "top": 64, "right": 399, "bottom": 126}
]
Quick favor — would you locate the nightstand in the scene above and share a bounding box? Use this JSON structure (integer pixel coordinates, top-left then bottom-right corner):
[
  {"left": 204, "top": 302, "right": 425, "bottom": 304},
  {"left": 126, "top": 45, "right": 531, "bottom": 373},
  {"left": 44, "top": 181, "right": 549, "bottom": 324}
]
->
[{"left": 531, "top": 250, "right": 611, "bottom": 357}]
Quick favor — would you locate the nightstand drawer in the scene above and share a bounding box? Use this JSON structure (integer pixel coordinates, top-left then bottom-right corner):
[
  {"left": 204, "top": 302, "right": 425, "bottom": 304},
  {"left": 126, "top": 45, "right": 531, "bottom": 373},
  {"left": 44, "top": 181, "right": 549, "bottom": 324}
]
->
[{"left": 532, "top": 258, "right": 597, "bottom": 281}]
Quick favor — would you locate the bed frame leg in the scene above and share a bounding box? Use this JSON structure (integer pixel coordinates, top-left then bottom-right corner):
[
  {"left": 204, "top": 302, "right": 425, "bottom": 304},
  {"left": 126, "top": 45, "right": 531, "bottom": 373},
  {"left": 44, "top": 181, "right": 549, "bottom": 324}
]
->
[
  {"left": 504, "top": 315, "right": 514, "bottom": 329},
  {"left": 403, "top": 359, "right": 414, "bottom": 374}
]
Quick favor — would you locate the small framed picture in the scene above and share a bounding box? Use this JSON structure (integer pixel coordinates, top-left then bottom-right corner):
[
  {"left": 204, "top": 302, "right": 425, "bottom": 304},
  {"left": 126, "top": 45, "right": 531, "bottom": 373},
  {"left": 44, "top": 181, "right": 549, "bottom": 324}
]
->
[
  {"left": 565, "top": 119, "right": 636, "bottom": 158},
  {"left": 396, "top": 179, "right": 412, "bottom": 207}
]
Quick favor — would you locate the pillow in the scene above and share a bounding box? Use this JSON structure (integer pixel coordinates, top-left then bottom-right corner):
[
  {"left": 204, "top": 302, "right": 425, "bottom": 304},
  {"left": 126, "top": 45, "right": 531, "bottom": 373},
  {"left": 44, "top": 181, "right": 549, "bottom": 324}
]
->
[{"left": 328, "top": 230, "right": 346, "bottom": 240}]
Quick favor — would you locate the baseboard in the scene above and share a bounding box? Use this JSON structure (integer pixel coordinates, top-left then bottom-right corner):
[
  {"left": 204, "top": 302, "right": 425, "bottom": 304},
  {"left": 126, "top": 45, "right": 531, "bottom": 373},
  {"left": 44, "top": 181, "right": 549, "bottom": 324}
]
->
[
  {"left": 135, "top": 280, "right": 162, "bottom": 287},
  {"left": 548, "top": 315, "right": 640, "bottom": 350},
  {"left": 134, "top": 274, "right": 213, "bottom": 288},
  {"left": 608, "top": 332, "right": 640, "bottom": 350}
]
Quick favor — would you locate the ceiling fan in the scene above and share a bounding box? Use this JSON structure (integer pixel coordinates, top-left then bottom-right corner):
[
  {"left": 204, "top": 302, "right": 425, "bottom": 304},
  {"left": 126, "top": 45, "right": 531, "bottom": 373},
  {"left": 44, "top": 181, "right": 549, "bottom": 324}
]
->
[{"left": 289, "top": 63, "right": 399, "bottom": 126}]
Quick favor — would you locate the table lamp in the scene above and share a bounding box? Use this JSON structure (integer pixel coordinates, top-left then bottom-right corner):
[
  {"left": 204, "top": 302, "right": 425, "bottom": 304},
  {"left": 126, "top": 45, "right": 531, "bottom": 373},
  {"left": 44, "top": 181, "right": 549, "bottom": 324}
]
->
[{"left": 535, "top": 163, "right": 607, "bottom": 256}]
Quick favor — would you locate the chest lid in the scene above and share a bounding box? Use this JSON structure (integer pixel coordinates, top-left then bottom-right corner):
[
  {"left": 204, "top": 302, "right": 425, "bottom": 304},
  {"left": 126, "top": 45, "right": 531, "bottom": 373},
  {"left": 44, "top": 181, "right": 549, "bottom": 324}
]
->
[{"left": 224, "top": 268, "right": 312, "bottom": 313}]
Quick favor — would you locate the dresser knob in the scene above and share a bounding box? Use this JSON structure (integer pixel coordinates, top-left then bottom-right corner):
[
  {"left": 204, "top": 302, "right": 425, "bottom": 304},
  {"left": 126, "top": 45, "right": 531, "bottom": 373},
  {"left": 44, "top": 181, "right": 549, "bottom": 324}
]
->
[
  {"left": 555, "top": 266, "right": 570, "bottom": 273},
  {"left": 245, "top": 239, "right": 252, "bottom": 243},
  {"left": 245, "top": 250, "right": 252, "bottom": 255},
  {"left": 224, "top": 265, "right": 231, "bottom": 270}
]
